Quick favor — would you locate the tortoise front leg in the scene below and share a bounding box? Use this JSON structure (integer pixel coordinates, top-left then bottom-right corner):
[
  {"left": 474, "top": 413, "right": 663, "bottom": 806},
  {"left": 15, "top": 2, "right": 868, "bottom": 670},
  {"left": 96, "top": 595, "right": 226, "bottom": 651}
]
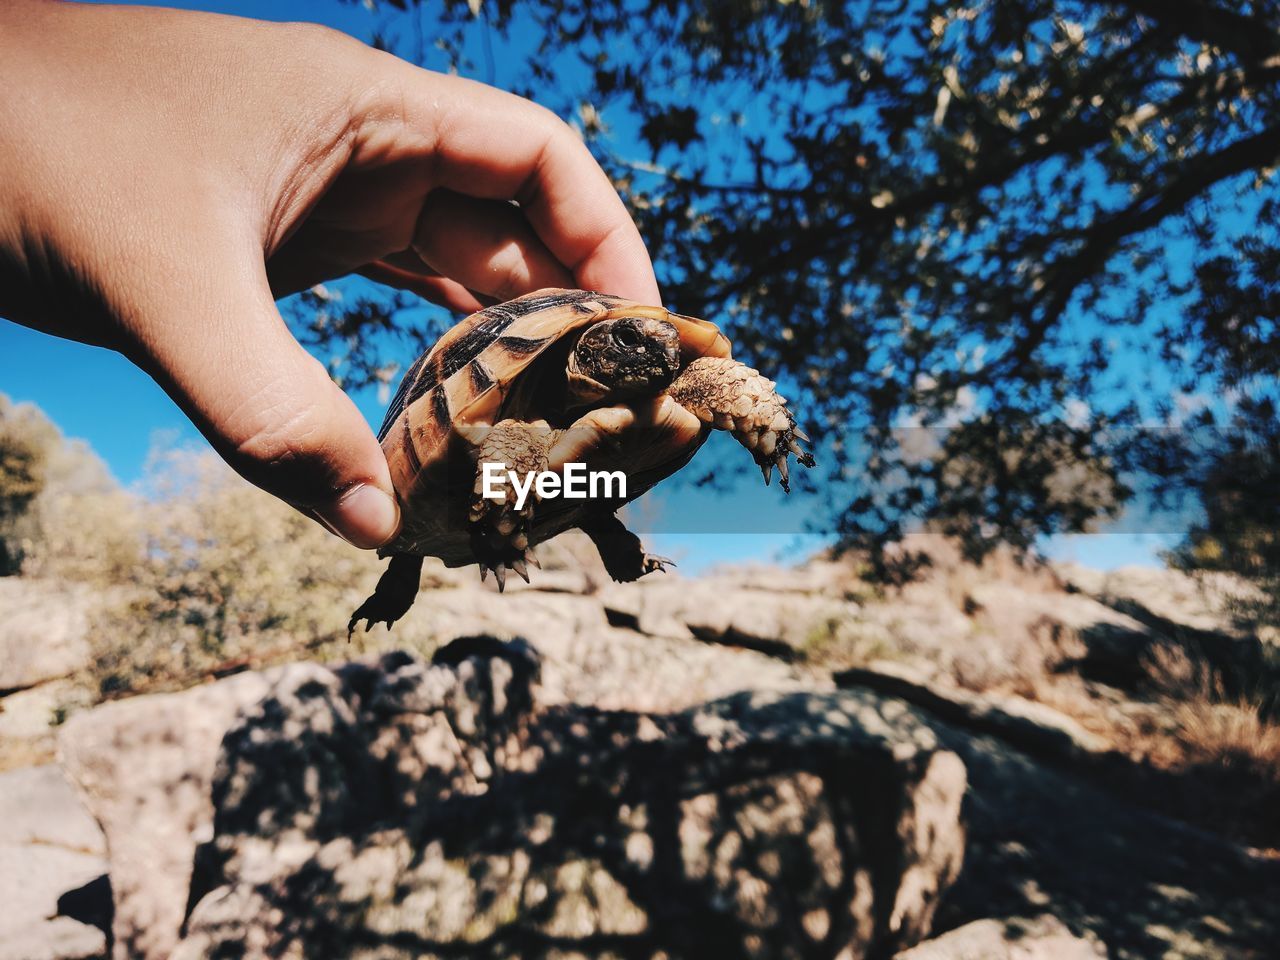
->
[
  {"left": 467, "top": 419, "right": 556, "bottom": 590},
  {"left": 667, "top": 356, "right": 816, "bottom": 492},
  {"left": 581, "top": 513, "right": 674, "bottom": 583},
  {"left": 348, "top": 553, "right": 424, "bottom": 638}
]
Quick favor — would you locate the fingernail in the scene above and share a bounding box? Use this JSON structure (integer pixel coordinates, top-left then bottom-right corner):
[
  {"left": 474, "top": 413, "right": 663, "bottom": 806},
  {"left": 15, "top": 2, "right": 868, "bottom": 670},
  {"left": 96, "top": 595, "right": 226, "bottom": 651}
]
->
[{"left": 317, "top": 483, "right": 400, "bottom": 549}]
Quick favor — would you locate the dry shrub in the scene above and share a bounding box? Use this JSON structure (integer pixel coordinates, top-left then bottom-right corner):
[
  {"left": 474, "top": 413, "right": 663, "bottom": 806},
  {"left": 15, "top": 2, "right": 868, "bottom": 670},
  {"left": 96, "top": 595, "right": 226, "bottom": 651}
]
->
[
  {"left": 808, "top": 535, "right": 1082, "bottom": 692},
  {"left": 1175, "top": 699, "right": 1280, "bottom": 773},
  {"left": 1129, "top": 642, "right": 1280, "bottom": 844},
  {"left": 0, "top": 396, "right": 51, "bottom": 573},
  {"left": 1142, "top": 642, "right": 1280, "bottom": 764},
  {"left": 0, "top": 394, "right": 128, "bottom": 576},
  {"left": 67, "top": 447, "right": 384, "bottom": 699},
  {"left": 29, "top": 484, "right": 146, "bottom": 585},
  {"left": 801, "top": 614, "right": 906, "bottom": 668},
  {"left": 0, "top": 400, "right": 431, "bottom": 703}
]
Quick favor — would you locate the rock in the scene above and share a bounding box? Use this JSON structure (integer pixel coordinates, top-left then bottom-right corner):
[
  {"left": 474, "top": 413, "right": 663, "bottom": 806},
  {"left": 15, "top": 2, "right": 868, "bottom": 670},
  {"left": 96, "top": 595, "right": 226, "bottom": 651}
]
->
[
  {"left": 176, "top": 641, "right": 967, "bottom": 959},
  {"left": 57, "top": 875, "right": 114, "bottom": 944},
  {"left": 847, "top": 570, "right": 1143, "bottom": 693},
  {"left": 683, "top": 593, "right": 850, "bottom": 661},
  {"left": 496, "top": 567, "right": 597, "bottom": 595},
  {"left": 54, "top": 607, "right": 809, "bottom": 960},
  {"left": 0, "top": 918, "right": 106, "bottom": 960},
  {"left": 0, "top": 578, "right": 93, "bottom": 691},
  {"left": 598, "top": 576, "right": 854, "bottom": 658},
  {"left": 702, "top": 559, "right": 853, "bottom": 595},
  {"left": 0, "top": 764, "right": 108, "bottom": 960},
  {"left": 358, "top": 585, "right": 812, "bottom": 714},
  {"left": 0, "top": 678, "right": 90, "bottom": 772},
  {"left": 956, "top": 579, "right": 1141, "bottom": 687},
  {"left": 918, "top": 718, "right": 1280, "bottom": 959},
  {"left": 0, "top": 578, "right": 100, "bottom": 774},
  {"left": 597, "top": 578, "right": 695, "bottom": 639},
  {"left": 389, "top": 587, "right": 612, "bottom": 654},
  {"left": 1056, "top": 563, "right": 1280, "bottom": 696},
  {"left": 58, "top": 665, "right": 310, "bottom": 960},
  {"left": 532, "top": 619, "right": 812, "bottom": 713},
  {"left": 894, "top": 915, "right": 1106, "bottom": 959},
  {"left": 835, "top": 661, "right": 1109, "bottom": 763},
  {"left": 1057, "top": 564, "right": 1249, "bottom": 636}
]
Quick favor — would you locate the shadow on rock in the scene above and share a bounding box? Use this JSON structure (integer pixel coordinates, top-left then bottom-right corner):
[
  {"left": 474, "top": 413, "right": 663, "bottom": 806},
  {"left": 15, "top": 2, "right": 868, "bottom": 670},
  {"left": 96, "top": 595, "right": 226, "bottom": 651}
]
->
[
  {"left": 1075, "top": 594, "right": 1280, "bottom": 714},
  {"left": 177, "top": 638, "right": 966, "bottom": 960},
  {"left": 926, "top": 723, "right": 1280, "bottom": 960}
]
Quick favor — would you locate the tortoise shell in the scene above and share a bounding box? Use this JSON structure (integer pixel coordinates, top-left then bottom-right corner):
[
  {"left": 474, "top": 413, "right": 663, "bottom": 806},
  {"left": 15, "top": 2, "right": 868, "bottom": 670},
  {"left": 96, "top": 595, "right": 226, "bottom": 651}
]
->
[{"left": 377, "top": 288, "right": 731, "bottom": 564}]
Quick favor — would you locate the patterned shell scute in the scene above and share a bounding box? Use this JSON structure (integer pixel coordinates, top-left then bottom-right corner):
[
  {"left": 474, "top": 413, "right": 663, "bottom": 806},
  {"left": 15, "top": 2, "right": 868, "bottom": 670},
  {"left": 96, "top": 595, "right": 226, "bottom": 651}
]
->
[
  {"left": 378, "top": 289, "right": 646, "bottom": 493},
  {"left": 377, "top": 289, "right": 610, "bottom": 442}
]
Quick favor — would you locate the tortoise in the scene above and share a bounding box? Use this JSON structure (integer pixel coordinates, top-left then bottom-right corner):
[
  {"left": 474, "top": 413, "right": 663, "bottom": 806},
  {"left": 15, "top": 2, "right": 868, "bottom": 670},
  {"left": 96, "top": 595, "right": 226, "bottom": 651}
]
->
[{"left": 349, "top": 288, "right": 815, "bottom": 636}]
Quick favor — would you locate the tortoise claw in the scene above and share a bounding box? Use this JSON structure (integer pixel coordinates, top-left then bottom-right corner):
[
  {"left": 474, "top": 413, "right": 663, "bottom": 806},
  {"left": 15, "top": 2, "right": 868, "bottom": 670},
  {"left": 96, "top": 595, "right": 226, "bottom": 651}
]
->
[
  {"left": 512, "top": 557, "right": 530, "bottom": 583},
  {"left": 478, "top": 548, "right": 540, "bottom": 591},
  {"left": 755, "top": 423, "right": 815, "bottom": 495},
  {"left": 643, "top": 555, "right": 676, "bottom": 575},
  {"left": 347, "top": 611, "right": 399, "bottom": 640},
  {"left": 346, "top": 610, "right": 396, "bottom": 641}
]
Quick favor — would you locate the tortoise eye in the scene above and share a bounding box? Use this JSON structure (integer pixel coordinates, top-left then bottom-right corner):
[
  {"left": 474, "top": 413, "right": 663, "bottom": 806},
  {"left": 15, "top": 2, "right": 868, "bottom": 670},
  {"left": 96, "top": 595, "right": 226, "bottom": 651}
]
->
[{"left": 615, "top": 324, "right": 643, "bottom": 347}]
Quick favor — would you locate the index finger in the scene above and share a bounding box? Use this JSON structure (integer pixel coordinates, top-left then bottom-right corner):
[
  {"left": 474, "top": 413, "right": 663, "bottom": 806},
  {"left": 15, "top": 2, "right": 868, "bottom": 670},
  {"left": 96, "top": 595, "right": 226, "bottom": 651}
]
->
[{"left": 357, "top": 62, "right": 661, "bottom": 305}]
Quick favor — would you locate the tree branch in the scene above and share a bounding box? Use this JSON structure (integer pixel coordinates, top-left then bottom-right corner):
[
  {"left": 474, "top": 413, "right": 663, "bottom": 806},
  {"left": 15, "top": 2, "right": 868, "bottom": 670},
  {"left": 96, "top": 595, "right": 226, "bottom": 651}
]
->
[
  {"left": 1105, "top": 0, "right": 1280, "bottom": 64},
  {"left": 991, "top": 121, "right": 1280, "bottom": 378}
]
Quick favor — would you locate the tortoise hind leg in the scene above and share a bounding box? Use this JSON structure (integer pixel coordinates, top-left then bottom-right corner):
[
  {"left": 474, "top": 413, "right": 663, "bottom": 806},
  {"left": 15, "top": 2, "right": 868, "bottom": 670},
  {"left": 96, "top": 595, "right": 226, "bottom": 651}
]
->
[
  {"left": 582, "top": 513, "right": 674, "bottom": 583},
  {"left": 348, "top": 554, "right": 424, "bottom": 639},
  {"left": 468, "top": 419, "right": 556, "bottom": 591}
]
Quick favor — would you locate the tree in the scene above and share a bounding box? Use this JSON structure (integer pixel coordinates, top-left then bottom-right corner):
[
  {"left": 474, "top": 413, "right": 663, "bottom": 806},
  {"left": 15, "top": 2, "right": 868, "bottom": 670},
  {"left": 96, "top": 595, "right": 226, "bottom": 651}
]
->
[
  {"left": 0, "top": 395, "right": 54, "bottom": 574},
  {"left": 1169, "top": 402, "right": 1280, "bottom": 625},
  {"left": 302, "top": 0, "right": 1280, "bottom": 565},
  {"left": 0, "top": 393, "right": 132, "bottom": 577}
]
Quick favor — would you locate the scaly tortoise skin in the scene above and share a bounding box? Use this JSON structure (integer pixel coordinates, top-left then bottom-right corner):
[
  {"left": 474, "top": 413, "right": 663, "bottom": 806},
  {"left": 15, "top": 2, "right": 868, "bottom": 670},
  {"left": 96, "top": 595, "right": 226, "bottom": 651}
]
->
[{"left": 349, "top": 288, "right": 814, "bottom": 636}]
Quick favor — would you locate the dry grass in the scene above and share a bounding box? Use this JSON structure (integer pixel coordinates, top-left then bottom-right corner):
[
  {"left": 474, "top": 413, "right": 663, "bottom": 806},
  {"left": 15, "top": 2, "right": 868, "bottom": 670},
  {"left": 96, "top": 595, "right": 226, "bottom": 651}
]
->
[
  {"left": 1129, "top": 643, "right": 1280, "bottom": 845},
  {"left": 1173, "top": 699, "right": 1280, "bottom": 768},
  {"left": 813, "top": 541, "right": 1280, "bottom": 847},
  {"left": 1018, "top": 640, "right": 1280, "bottom": 847}
]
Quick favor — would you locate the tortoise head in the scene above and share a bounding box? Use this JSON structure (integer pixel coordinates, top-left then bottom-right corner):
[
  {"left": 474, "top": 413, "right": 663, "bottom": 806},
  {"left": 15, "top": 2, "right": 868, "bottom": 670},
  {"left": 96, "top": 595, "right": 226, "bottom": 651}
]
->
[{"left": 565, "top": 316, "right": 682, "bottom": 406}]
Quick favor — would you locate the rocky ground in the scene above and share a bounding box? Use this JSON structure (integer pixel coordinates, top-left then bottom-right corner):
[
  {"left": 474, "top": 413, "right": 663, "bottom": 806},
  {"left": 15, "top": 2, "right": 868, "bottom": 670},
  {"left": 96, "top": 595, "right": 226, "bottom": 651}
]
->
[{"left": 2, "top": 536, "right": 1279, "bottom": 958}]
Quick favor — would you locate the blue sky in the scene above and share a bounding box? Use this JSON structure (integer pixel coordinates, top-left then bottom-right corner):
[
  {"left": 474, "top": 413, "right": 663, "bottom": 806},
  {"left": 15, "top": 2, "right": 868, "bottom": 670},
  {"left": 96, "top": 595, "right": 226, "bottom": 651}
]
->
[{"left": 0, "top": 0, "right": 1179, "bottom": 572}]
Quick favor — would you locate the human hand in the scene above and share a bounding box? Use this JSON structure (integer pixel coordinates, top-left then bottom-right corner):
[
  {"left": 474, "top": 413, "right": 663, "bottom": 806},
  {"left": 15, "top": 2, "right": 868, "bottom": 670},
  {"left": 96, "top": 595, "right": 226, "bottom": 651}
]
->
[{"left": 0, "top": 0, "right": 659, "bottom": 548}]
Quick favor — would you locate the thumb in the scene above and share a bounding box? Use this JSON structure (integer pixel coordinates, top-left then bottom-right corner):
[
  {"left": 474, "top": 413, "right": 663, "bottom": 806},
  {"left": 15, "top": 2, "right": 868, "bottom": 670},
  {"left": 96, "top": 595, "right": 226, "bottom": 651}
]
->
[{"left": 134, "top": 263, "right": 400, "bottom": 549}]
